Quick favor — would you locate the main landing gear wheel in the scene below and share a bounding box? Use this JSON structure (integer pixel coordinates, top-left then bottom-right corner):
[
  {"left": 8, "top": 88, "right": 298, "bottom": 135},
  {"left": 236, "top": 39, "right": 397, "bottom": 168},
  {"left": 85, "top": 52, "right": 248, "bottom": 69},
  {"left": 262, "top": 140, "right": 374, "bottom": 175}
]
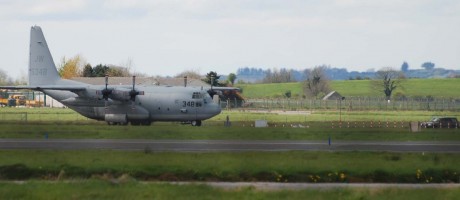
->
[
  {"left": 191, "top": 120, "right": 202, "bottom": 126},
  {"left": 130, "top": 120, "right": 152, "bottom": 126},
  {"left": 107, "top": 122, "right": 128, "bottom": 126}
]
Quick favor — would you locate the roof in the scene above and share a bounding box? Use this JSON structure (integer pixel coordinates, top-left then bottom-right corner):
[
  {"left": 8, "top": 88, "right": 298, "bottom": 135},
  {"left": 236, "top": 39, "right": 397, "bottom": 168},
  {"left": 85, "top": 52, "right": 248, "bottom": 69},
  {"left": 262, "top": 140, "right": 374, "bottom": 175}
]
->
[{"left": 322, "top": 91, "right": 344, "bottom": 100}]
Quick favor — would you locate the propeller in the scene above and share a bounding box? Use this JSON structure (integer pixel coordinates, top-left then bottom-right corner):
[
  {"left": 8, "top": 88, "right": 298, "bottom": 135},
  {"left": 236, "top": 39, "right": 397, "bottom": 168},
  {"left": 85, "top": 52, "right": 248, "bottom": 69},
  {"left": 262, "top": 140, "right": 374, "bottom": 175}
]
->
[
  {"left": 102, "top": 75, "right": 112, "bottom": 100},
  {"left": 128, "top": 76, "right": 144, "bottom": 109},
  {"left": 97, "top": 75, "right": 144, "bottom": 110},
  {"left": 129, "top": 76, "right": 139, "bottom": 101},
  {"left": 96, "top": 75, "right": 113, "bottom": 109},
  {"left": 207, "top": 76, "right": 216, "bottom": 97}
]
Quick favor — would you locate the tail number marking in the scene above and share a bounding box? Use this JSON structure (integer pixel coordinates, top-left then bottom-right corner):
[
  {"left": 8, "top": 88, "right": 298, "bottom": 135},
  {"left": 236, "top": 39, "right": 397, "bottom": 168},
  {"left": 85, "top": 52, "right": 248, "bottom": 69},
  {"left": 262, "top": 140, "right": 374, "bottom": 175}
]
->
[
  {"left": 30, "top": 68, "right": 47, "bottom": 76},
  {"left": 35, "top": 55, "right": 44, "bottom": 63}
]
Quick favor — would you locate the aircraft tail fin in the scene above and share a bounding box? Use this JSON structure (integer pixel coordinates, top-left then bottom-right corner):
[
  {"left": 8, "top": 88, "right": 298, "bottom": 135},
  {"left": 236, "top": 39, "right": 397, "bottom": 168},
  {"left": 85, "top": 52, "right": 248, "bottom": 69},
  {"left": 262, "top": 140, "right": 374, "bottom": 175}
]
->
[{"left": 28, "top": 26, "right": 61, "bottom": 86}]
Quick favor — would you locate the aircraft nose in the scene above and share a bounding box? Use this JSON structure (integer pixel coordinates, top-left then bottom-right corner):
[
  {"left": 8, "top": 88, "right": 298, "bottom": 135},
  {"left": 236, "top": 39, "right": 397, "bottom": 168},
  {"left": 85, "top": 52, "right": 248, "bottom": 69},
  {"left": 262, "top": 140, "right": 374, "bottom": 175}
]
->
[{"left": 211, "top": 104, "right": 221, "bottom": 115}]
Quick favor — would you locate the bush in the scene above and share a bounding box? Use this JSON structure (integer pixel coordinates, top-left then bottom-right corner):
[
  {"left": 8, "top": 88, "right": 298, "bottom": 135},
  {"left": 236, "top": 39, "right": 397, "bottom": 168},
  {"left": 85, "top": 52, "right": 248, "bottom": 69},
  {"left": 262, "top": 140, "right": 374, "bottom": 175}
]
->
[{"left": 0, "top": 164, "right": 35, "bottom": 179}]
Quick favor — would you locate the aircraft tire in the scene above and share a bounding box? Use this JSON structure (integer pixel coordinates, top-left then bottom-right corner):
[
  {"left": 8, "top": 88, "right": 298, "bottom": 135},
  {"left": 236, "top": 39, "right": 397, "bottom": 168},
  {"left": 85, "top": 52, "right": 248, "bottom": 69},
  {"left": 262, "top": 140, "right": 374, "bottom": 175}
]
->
[
  {"left": 141, "top": 120, "right": 151, "bottom": 126},
  {"left": 191, "top": 120, "right": 202, "bottom": 126}
]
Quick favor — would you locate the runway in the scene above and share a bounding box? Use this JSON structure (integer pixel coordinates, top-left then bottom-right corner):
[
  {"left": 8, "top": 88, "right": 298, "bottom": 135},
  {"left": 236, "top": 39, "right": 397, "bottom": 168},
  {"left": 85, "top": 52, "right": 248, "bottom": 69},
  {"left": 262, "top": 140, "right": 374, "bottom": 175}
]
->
[{"left": 1, "top": 139, "right": 460, "bottom": 152}]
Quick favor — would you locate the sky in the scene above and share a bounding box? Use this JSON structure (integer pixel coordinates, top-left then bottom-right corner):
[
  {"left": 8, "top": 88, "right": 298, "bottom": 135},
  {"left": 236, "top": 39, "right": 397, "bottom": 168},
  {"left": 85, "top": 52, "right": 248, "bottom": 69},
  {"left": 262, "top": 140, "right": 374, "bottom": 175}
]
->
[{"left": 1, "top": 0, "right": 459, "bottom": 79}]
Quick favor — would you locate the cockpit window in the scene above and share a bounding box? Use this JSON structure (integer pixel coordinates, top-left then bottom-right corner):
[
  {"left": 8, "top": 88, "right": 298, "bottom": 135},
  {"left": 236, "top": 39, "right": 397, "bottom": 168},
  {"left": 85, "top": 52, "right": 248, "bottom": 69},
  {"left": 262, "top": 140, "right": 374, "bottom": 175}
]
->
[{"left": 192, "top": 92, "right": 203, "bottom": 99}]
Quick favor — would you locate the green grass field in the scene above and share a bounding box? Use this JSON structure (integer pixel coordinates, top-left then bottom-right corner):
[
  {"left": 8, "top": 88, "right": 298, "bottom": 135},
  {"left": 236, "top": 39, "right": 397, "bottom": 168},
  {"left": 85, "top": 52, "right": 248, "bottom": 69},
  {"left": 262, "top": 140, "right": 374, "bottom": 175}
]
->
[
  {"left": 1, "top": 150, "right": 459, "bottom": 183},
  {"left": 1, "top": 108, "right": 459, "bottom": 141},
  {"left": 1, "top": 123, "right": 459, "bottom": 141},
  {"left": 1, "top": 181, "right": 459, "bottom": 200},
  {"left": 237, "top": 78, "right": 460, "bottom": 99}
]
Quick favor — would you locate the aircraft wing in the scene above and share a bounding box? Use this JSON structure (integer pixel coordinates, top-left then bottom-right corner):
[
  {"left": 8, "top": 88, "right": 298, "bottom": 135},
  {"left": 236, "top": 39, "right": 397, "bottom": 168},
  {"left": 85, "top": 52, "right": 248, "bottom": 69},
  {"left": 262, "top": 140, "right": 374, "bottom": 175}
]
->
[{"left": 0, "top": 85, "right": 87, "bottom": 92}]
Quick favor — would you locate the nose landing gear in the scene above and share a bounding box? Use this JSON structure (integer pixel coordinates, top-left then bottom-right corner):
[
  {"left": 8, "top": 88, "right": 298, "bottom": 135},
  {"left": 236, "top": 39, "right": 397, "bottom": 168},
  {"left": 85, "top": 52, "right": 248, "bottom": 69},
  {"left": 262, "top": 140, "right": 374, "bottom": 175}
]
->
[{"left": 191, "top": 120, "right": 202, "bottom": 126}]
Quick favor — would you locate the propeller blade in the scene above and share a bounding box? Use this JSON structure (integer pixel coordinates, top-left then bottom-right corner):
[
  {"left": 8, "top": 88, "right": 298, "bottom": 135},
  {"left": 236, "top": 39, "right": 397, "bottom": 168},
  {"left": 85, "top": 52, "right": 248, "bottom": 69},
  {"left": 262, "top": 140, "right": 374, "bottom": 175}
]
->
[
  {"left": 132, "top": 75, "right": 136, "bottom": 90},
  {"left": 105, "top": 75, "right": 108, "bottom": 90}
]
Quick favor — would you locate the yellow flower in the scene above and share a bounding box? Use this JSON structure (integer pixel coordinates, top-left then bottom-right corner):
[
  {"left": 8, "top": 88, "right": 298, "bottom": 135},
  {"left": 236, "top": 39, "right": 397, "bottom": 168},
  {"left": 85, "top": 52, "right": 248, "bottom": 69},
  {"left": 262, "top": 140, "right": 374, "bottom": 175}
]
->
[{"left": 340, "top": 173, "right": 346, "bottom": 180}]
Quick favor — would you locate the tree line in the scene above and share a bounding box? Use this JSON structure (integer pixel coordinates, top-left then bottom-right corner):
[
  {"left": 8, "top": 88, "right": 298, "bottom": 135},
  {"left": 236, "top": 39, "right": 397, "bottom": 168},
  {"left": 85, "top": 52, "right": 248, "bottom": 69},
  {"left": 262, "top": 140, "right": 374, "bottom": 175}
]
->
[
  {"left": 237, "top": 61, "right": 457, "bottom": 82},
  {"left": 58, "top": 55, "right": 136, "bottom": 78}
]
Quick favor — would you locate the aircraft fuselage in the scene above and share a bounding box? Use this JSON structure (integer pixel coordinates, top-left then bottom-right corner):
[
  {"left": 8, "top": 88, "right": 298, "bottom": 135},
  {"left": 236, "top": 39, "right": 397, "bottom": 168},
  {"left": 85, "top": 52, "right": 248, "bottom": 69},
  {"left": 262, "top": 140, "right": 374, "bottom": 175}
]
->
[{"left": 45, "top": 85, "right": 221, "bottom": 125}]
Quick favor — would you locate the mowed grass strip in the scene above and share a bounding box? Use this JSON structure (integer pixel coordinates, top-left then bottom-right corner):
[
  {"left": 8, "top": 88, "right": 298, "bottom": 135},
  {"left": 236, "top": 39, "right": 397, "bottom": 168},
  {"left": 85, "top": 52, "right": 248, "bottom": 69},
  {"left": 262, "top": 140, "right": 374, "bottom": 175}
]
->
[
  {"left": 1, "top": 123, "right": 460, "bottom": 141},
  {"left": 1, "top": 180, "right": 459, "bottom": 200},
  {"left": 0, "top": 150, "right": 459, "bottom": 183}
]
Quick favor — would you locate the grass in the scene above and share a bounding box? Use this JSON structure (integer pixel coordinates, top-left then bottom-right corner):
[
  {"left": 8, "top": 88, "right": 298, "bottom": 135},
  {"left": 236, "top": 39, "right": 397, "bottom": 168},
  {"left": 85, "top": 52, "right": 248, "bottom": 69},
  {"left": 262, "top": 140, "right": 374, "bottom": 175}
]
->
[
  {"left": 2, "top": 107, "right": 459, "bottom": 122},
  {"left": 1, "top": 108, "right": 459, "bottom": 141},
  {"left": 0, "top": 150, "right": 460, "bottom": 183},
  {"left": 217, "top": 110, "right": 460, "bottom": 122},
  {"left": 0, "top": 181, "right": 459, "bottom": 200},
  {"left": 236, "top": 78, "right": 460, "bottom": 99},
  {"left": 1, "top": 123, "right": 460, "bottom": 141}
]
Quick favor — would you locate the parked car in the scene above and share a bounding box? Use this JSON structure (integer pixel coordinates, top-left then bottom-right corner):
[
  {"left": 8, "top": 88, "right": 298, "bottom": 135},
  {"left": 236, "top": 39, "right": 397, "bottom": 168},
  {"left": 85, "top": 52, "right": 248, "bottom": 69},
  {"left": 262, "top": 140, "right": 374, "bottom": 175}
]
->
[{"left": 421, "top": 117, "right": 459, "bottom": 128}]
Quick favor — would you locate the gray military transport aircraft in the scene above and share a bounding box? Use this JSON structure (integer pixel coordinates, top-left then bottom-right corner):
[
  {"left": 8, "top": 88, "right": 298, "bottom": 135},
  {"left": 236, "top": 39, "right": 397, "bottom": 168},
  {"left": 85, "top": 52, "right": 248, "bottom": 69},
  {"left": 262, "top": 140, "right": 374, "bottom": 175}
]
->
[{"left": 0, "top": 26, "right": 224, "bottom": 126}]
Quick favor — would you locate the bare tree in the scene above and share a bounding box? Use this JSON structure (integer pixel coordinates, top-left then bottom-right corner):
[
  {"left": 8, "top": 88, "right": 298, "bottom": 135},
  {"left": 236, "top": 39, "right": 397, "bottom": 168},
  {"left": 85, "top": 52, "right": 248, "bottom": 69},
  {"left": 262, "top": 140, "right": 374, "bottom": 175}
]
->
[
  {"left": 107, "top": 65, "right": 131, "bottom": 77},
  {"left": 262, "top": 68, "right": 295, "bottom": 83},
  {"left": 0, "top": 69, "right": 12, "bottom": 86},
  {"left": 372, "top": 67, "right": 405, "bottom": 100},
  {"left": 174, "top": 69, "right": 202, "bottom": 79},
  {"left": 302, "top": 66, "right": 331, "bottom": 98}
]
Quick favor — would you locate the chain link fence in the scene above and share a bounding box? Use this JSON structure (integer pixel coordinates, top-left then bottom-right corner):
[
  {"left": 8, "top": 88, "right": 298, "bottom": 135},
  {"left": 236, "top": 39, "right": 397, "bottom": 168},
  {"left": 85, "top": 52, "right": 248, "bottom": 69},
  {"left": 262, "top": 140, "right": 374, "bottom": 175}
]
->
[{"left": 242, "top": 97, "right": 460, "bottom": 111}]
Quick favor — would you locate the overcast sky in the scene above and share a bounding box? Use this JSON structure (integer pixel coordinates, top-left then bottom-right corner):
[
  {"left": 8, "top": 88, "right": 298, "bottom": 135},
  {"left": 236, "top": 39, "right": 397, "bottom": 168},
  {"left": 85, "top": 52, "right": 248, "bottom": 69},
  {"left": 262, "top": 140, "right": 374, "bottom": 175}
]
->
[{"left": 1, "top": 0, "right": 459, "bottom": 79}]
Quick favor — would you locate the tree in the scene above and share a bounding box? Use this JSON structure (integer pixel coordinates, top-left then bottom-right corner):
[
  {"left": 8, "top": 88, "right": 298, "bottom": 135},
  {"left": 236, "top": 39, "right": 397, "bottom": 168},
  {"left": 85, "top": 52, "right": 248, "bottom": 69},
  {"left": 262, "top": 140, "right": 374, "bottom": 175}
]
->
[
  {"left": 227, "top": 73, "right": 237, "bottom": 86},
  {"left": 262, "top": 68, "right": 295, "bottom": 83},
  {"left": 284, "top": 90, "right": 292, "bottom": 98},
  {"left": 203, "top": 71, "right": 221, "bottom": 86},
  {"left": 92, "top": 64, "right": 109, "bottom": 77},
  {"left": 174, "top": 70, "right": 202, "bottom": 79},
  {"left": 0, "top": 69, "right": 12, "bottom": 86},
  {"left": 401, "top": 62, "right": 409, "bottom": 72},
  {"left": 372, "top": 67, "right": 405, "bottom": 100},
  {"left": 82, "top": 64, "right": 94, "bottom": 77},
  {"left": 107, "top": 65, "right": 130, "bottom": 77},
  {"left": 58, "top": 55, "right": 85, "bottom": 79},
  {"left": 421, "top": 62, "right": 435, "bottom": 70},
  {"left": 14, "top": 70, "right": 28, "bottom": 85},
  {"left": 302, "top": 66, "right": 331, "bottom": 99}
]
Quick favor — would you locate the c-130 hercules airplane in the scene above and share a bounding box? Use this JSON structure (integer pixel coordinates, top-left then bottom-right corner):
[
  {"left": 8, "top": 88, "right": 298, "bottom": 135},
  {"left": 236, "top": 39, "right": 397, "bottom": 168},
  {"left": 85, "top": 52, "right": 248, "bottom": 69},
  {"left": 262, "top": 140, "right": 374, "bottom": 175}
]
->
[{"left": 0, "top": 26, "right": 223, "bottom": 126}]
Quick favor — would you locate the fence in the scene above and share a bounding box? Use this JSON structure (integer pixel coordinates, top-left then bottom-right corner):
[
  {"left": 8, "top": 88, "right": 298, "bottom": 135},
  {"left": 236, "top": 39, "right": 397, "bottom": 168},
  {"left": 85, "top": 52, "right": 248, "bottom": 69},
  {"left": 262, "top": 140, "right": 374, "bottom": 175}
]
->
[
  {"left": 243, "top": 97, "right": 460, "bottom": 111},
  {"left": 0, "top": 112, "right": 91, "bottom": 123}
]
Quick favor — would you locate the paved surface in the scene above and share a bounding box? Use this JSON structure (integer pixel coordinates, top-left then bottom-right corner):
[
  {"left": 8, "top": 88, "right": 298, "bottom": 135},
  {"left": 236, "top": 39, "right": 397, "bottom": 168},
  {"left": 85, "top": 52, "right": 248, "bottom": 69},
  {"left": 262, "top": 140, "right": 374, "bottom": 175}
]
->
[
  {"left": 1, "top": 139, "right": 460, "bottom": 152},
  {"left": 5, "top": 180, "right": 459, "bottom": 190},
  {"left": 172, "top": 182, "right": 460, "bottom": 190}
]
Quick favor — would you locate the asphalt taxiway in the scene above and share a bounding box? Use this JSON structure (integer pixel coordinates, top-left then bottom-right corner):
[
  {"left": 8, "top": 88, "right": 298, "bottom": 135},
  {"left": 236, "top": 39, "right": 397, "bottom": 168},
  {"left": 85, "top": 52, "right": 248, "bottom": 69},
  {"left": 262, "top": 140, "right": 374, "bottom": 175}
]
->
[{"left": 1, "top": 139, "right": 460, "bottom": 152}]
